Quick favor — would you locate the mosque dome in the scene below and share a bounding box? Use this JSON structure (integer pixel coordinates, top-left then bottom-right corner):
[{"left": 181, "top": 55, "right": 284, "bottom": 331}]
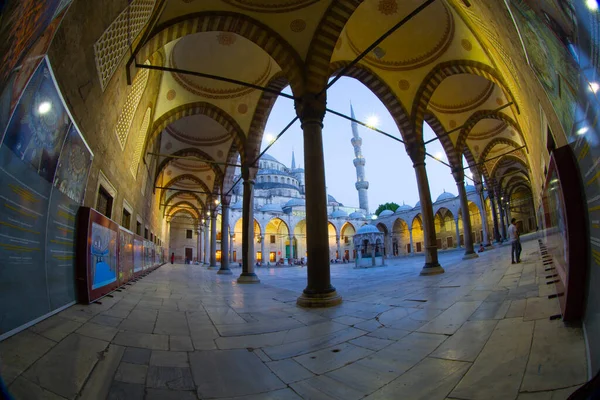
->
[
  {"left": 378, "top": 209, "right": 394, "bottom": 217},
  {"left": 284, "top": 198, "right": 306, "bottom": 207},
  {"left": 414, "top": 201, "right": 421, "bottom": 209},
  {"left": 349, "top": 211, "right": 366, "bottom": 219},
  {"left": 231, "top": 201, "right": 243, "bottom": 210},
  {"left": 327, "top": 194, "right": 343, "bottom": 205},
  {"left": 356, "top": 224, "right": 381, "bottom": 235},
  {"left": 260, "top": 154, "right": 279, "bottom": 162},
  {"left": 436, "top": 191, "right": 455, "bottom": 202},
  {"left": 466, "top": 185, "right": 476, "bottom": 193},
  {"left": 331, "top": 209, "right": 349, "bottom": 218},
  {"left": 395, "top": 204, "right": 412, "bottom": 213},
  {"left": 259, "top": 203, "right": 283, "bottom": 213}
]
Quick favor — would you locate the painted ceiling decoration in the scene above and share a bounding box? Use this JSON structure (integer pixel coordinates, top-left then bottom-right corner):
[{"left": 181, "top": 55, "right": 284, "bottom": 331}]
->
[{"left": 220, "top": 0, "right": 320, "bottom": 13}]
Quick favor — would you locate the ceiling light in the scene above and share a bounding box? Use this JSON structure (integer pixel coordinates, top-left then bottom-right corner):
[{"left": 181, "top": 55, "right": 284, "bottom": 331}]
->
[
  {"left": 38, "top": 101, "right": 51, "bottom": 115},
  {"left": 586, "top": 0, "right": 598, "bottom": 11},
  {"left": 366, "top": 115, "right": 379, "bottom": 128},
  {"left": 214, "top": 199, "right": 220, "bottom": 205},
  {"left": 577, "top": 126, "right": 589, "bottom": 135},
  {"left": 589, "top": 82, "right": 599, "bottom": 93}
]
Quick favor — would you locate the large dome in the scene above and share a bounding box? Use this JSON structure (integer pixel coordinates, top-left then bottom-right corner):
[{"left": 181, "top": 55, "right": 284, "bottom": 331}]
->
[
  {"left": 395, "top": 204, "right": 412, "bottom": 213},
  {"left": 231, "top": 201, "right": 243, "bottom": 210},
  {"left": 436, "top": 191, "right": 455, "bottom": 202},
  {"left": 356, "top": 224, "right": 381, "bottom": 235},
  {"left": 331, "top": 209, "right": 349, "bottom": 218},
  {"left": 260, "top": 154, "right": 279, "bottom": 162},
  {"left": 466, "top": 185, "right": 476, "bottom": 193},
  {"left": 378, "top": 209, "right": 394, "bottom": 217},
  {"left": 284, "top": 198, "right": 306, "bottom": 207},
  {"left": 349, "top": 211, "right": 365, "bottom": 219},
  {"left": 414, "top": 201, "right": 421, "bottom": 209}
]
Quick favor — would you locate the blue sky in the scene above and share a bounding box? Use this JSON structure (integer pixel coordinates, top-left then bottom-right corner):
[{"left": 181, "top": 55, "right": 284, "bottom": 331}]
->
[{"left": 261, "top": 77, "right": 465, "bottom": 212}]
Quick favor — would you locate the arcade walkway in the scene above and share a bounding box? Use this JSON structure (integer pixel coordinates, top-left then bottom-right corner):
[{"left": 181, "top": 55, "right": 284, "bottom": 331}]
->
[{"left": 0, "top": 240, "right": 588, "bottom": 400}]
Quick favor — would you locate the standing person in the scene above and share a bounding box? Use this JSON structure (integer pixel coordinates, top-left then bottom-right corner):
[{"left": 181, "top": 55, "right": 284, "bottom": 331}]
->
[
  {"left": 170, "top": 252, "right": 175, "bottom": 264},
  {"left": 508, "top": 218, "right": 521, "bottom": 264}
]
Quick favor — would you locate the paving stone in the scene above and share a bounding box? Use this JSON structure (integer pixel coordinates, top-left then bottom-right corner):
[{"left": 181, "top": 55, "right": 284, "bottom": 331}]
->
[
  {"left": 521, "top": 319, "right": 587, "bottom": 392},
  {"left": 523, "top": 297, "right": 562, "bottom": 321},
  {"left": 0, "top": 330, "right": 56, "bottom": 385},
  {"left": 218, "top": 388, "right": 303, "bottom": 400},
  {"left": 216, "top": 331, "right": 287, "bottom": 349},
  {"left": 506, "top": 299, "right": 527, "bottom": 318},
  {"left": 169, "top": 335, "right": 194, "bottom": 351},
  {"left": 7, "top": 376, "right": 67, "bottom": 400},
  {"left": 113, "top": 331, "right": 169, "bottom": 350},
  {"left": 349, "top": 335, "right": 394, "bottom": 351},
  {"left": 266, "top": 359, "right": 315, "bottom": 384},
  {"left": 190, "top": 349, "right": 285, "bottom": 398},
  {"left": 450, "top": 318, "right": 534, "bottom": 400},
  {"left": 150, "top": 350, "right": 189, "bottom": 367},
  {"left": 107, "top": 381, "right": 145, "bottom": 400},
  {"left": 145, "top": 388, "right": 198, "bottom": 400},
  {"left": 90, "top": 315, "right": 124, "bottom": 328},
  {"left": 418, "top": 301, "right": 482, "bottom": 335},
  {"left": 75, "top": 322, "right": 119, "bottom": 342},
  {"left": 252, "top": 348, "right": 272, "bottom": 362},
  {"left": 291, "top": 375, "right": 364, "bottom": 400},
  {"left": 101, "top": 307, "right": 132, "bottom": 319},
  {"left": 23, "top": 333, "right": 109, "bottom": 399},
  {"left": 29, "top": 316, "right": 82, "bottom": 342},
  {"left": 114, "top": 362, "right": 148, "bottom": 384},
  {"left": 146, "top": 366, "right": 195, "bottom": 390},
  {"left": 365, "top": 357, "right": 471, "bottom": 399},
  {"left": 368, "top": 327, "right": 411, "bottom": 341},
  {"left": 154, "top": 310, "right": 190, "bottom": 336},
  {"left": 332, "top": 316, "right": 366, "bottom": 326},
  {"left": 353, "top": 318, "right": 383, "bottom": 332},
  {"left": 294, "top": 342, "right": 373, "bottom": 375},
  {"left": 469, "top": 301, "right": 511, "bottom": 320},
  {"left": 121, "top": 347, "right": 151, "bottom": 365},
  {"left": 431, "top": 320, "right": 498, "bottom": 362},
  {"left": 78, "top": 344, "right": 125, "bottom": 400}
]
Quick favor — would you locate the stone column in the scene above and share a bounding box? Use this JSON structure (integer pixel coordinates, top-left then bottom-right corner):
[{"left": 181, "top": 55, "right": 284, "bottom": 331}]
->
[
  {"left": 196, "top": 229, "right": 202, "bottom": 263},
  {"left": 289, "top": 234, "right": 295, "bottom": 262},
  {"left": 489, "top": 193, "right": 501, "bottom": 243},
  {"left": 453, "top": 168, "right": 478, "bottom": 259},
  {"left": 203, "top": 221, "right": 209, "bottom": 264},
  {"left": 218, "top": 202, "right": 232, "bottom": 275},
  {"left": 229, "top": 233, "right": 234, "bottom": 264},
  {"left": 477, "top": 184, "right": 492, "bottom": 247},
  {"left": 409, "top": 228, "right": 414, "bottom": 256},
  {"left": 336, "top": 235, "right": 341, "bottom": 261},
  {"left": 407, "top": 144, "right": 444, "bottom": 275},
  {"left": 208, "top": 210, "right": 218, "bottom": 269},
  {"left": 497, "top": 191, "right": 507, "bottom": 240},
  {"left": 260, "top": 235, "right": 265, "bottom": 266},
  {"left": 238, "top": 166, "right": 260, "bottom": 283},
  {"left": 295, "top": 94, "right": 341, "bottom": 307},
  {"left": 371, "top": 242, "right": 376, "bottom": 267},
  {"left": 455, "top": 218, "right": 461, "bottom": 248}
]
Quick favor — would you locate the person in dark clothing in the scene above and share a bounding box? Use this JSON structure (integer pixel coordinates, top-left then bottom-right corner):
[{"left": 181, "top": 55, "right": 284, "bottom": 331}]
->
[{"left": 170, "top": 252, "right": 175, "bottom": 264}]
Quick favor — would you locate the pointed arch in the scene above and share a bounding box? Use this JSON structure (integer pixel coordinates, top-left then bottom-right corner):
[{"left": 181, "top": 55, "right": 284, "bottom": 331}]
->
[
  {"left": 166, "top": 201, "right": 201, "bottom": 220},
  {"left": 164, "top": 191, "right": 205, "bottom": 214},
  {"left": 456, "top": 110, "right": 525, "bottom": 154},
  {"left": 424, "top": 113, "right": 460, "bottom": 168},
  {"left": 160, "top": 174, "right": 213, "bottom": 206},
  {"left": 490, "top": 155, "right": 530, "bottom": 182},
  {"left": 478, "top": 137, "right": 523, "bottom": 165},
  {"left": 411, "top": 60, "right": 520, "bottom": 144},
  {"left": 136, "top": 12, "right": 305, "bottom": 96},
  {"left": 168, "top": 209, "right": 199, "bottom": 230},
  {"left": 154, "top": 148, "right": 224, "bottom": 190}
]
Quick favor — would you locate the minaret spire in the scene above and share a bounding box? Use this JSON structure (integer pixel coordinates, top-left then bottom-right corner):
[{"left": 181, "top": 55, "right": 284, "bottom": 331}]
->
[
  {"left": 291, "top": 149, "right": 296, "bottom": 170},
  {"left": 350, "top": 102, "right": 369, "bottom": 213}
]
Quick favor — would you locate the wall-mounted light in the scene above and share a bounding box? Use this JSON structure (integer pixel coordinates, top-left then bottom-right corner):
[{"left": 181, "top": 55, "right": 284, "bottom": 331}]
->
[
  {"left": 589, "top": 82, "right": 599, "bottom": 93},
  {"left": 214, "top": 199, "right": 220, "bottom": 205},
  {"left": 586, "top": 0, "right": 598, "bottom": 11},
  {"left": 577, "top": 126, "right": 589, "bottom": 135},
  {"left": 38, "top": 101, "right": 52, "bottom": 115}
]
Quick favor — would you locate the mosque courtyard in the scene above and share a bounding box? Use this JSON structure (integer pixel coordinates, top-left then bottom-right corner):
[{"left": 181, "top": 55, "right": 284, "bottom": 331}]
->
[{"left": 0, "top": 237, "right": 588, "bottom": 400}]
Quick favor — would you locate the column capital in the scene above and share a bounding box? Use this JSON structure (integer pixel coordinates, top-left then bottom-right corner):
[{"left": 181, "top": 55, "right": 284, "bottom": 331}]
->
[
  {"left": 295, "top": 93, "right": 326, "bottom": 126},
  {"left": 451, "top": 166, "right": 465, "bottom": 184},
  {"left": 475, "top": 182, "right": 484, "bottom": 194},
  {"left": 405, "top": 143, "right": 426, "bottom": 166},
  {"left": 241, "top": 165, "right": 258, "bottom": 182}
]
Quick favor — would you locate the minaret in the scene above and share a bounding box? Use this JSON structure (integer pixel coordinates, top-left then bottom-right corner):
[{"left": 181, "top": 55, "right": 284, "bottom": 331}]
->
[
  {"left": 291, "top": 149, "right": 296, "bottom": 170},
  {"left": 350, "top": 103, "right": 369, "bottom": 213}
]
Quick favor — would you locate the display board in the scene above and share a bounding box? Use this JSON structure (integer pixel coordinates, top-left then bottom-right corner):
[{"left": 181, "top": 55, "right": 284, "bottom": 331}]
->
[
  {"left": 0, "top": 58, "right": 92, "bottom": 338},
  {"left": 119, "top": 228, "right": 134, "bottom": 283},
  {"left": 133, "top": 236, "right": 144, "bottom": 275}
]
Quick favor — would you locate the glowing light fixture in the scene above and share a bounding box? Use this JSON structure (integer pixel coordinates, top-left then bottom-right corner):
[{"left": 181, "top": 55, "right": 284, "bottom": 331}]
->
[
  {"left": 214, "top": 199, "right": 220, "bottom": 205},
  {"left": 586, "top": 0, "right": 598, "bottom": 11},
  {"left": 590, "top": 82, "right": 599, "bottom": 93},
  {"left": 366, "top": 114, "right": 379, "bottom": 128},
  {"left": 38, "top": 101, "right": 52, "bottom": 115},
  {"left": 371, "top": 214, "right": 377, "bottom": 220},
  {"left": 434, "top": 151, "right": 444, "bottom": 161},
  {"left": 577, "top": 126, "right": 589, "bottom": 135},
  {"left": 264, "top": 133, "right": 275, "bottom": 144}
]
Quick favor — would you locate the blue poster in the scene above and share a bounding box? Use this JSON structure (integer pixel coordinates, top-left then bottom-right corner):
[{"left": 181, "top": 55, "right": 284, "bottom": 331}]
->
[{"left": 91, "top": 221, "right": 117, "bottom": 289}]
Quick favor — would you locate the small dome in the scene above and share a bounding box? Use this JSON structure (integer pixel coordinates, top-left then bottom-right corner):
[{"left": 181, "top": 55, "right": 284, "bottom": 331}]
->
[
  {"left": 379, "top": 209, "right": 394, "bottom": 217},
  {"left": 436, "top": 191, "right": 455, "bottom": 202},
  {"left": 259, "top": 203, "right": 283, "bottom": 213},
  {"left": 349, "top": 211, "right": 365, "bottom": 219},
  {"left": 328, "top": 194, "right": 337, "bottom": 203},
  {"left": 466, "top": 185, "right": 476, "bottom": 193},
  {"left": 331, "top": 209, "right": 348, "bottom": 218},
  {"left": 231, "top": 201, "right": 243, "bottom": 210},
  {"left": 414, "top": 201, "right": 421, "bottom": 209},
  {"left": 395, "top": 204, "right": 412, "bottom": 213},
  {"left": 356, "top": 224, "right": 381, "bottom": 235},
  {"left": 285, "top": 198, "right": 306, "bottom": 207}
]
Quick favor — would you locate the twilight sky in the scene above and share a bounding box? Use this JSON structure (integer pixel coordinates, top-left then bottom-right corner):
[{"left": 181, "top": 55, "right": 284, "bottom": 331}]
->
[{"left": 260, "top": 77, "right": 472, "bottom": 212}]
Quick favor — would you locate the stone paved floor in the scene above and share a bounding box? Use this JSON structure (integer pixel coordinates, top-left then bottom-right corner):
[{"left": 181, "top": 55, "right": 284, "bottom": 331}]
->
[{"left": 0, "top": 239, "right": 589, "bottom": 400}]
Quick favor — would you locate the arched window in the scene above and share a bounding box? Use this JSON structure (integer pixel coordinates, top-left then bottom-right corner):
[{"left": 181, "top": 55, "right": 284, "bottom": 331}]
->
[{"left": 274, "top": 176, "right": 278, "bottom": 183}]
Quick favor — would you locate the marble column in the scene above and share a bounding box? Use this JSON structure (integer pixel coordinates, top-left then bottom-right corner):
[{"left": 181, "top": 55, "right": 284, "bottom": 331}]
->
[
  {"left": 229, "top": 233, "right": 234, "bottom": 264},
  {"left": 336, "top": 235, "right": 341, "bottom": 261},
  {"left": 295, "top": 94, "right": 341, "bottom": 307},
  {"left": 409, "top": 228, "right": 414, "bottom": 256},
  {"left": 203, "top": 221, "right": 209, "bottom": 264},
  {"left": 196, "top": 229, "right": 201, "bottom": 263},
  {"left": 260, "top": 235, "right": 265, "bottom": 266},
  {"left": 238, "top": 166, "right": 260, "bottom": 283},
  {"left": 477, "top": 184, "right": 493, "bottom": 247},
  {"left": 497, "top": 191, "right": 507, "bottom": 240},
  {"left": 453, "top": 168, "right": 477, "bottom": 259},
  {"left": 408, "top": 144, "right": 444, "bottom": 275},
  {"left": 371, "top": 242, "right": 376, "bottom": 267},
  {"left": 455, "top": 218, "right": 461, "bottom": 248},
  {"left": 218, "top": 202, "right": 232, "bottom": 275},
  {"left": 289, "top": 234, "right": 295, "bottom": 262},
  {"left": 489, "top": 193, "right": 501, "bottom": 243},
  {"left": 208, "top": 210, "right": 218, "bottom": 269}
]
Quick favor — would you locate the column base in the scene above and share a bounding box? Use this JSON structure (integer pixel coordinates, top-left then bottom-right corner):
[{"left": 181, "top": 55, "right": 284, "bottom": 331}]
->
[
  {"left": 296, "top": 290, "right": 342, "bottom": 308},
  {"left": 463, "top": 252, "right": 479, "bottom": 260},
  {"left": 419, "top": 263, "right": 445, "bottom": 276},
  {"left": 207, "top": 265, "right": 219, "bottom": 270},
  {"left": 217, "top": 268, "right": 232, "bottom": 275},
  {"left": 237, "top": 272, "right": 260, "bottom": 284}
]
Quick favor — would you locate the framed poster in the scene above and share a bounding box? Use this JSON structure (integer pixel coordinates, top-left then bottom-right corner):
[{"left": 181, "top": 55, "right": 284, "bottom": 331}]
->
[
  {"left": 119, "top": 228, "right": 134, "bottom": 284},
  {"left": 133, "top": 235, "right": 144, "bottom": 275}
]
